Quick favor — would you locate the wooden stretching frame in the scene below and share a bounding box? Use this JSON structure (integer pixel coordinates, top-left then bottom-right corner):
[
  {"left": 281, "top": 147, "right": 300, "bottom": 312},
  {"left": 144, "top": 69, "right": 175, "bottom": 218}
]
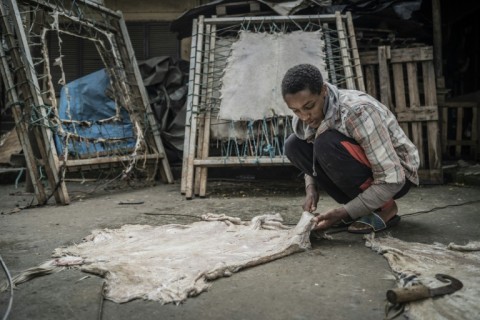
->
[
  {"left": 0, "top": 0, "right": 173, "bottom": 205},
  {"left": 181, "top": 13, "right": 364, "bottom": 198},
  {"left": 360, "top": 46, "right": 443, "bottom": 184}
]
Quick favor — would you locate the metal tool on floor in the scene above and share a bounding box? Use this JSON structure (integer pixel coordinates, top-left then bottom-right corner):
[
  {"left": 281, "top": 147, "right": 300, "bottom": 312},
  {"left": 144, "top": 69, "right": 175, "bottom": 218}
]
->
[{"left": 386, "top": 274, "right": 463, "bottom": 304}]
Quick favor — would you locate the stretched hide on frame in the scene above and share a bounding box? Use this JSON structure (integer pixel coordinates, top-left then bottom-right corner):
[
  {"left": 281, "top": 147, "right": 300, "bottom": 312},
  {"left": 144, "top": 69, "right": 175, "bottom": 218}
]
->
[
  {"left": 6, "top": 212, "right": 313, "bottom": 304},
  {"left": 218, "top": 31, "right": 327, "bottom": 121},
  {"left": 367, "top": 236, "right": 480, "bottom": 319}
]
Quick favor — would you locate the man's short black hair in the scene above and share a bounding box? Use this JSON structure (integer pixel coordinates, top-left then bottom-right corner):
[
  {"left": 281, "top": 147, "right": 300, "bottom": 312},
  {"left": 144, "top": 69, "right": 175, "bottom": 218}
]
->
[{"left": 281, "top": 64, "right": 324, "bottom": 97}]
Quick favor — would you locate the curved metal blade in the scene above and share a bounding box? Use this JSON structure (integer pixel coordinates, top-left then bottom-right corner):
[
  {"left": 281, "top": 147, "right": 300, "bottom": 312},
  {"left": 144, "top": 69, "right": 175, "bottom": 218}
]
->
[{"left": 429, "top": 274, "right": 463, "bottom": 297}]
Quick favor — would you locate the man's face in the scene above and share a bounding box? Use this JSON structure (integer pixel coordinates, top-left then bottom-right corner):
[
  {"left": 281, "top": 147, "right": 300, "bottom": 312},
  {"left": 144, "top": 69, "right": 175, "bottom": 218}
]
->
[{"left": 284, "top": 85, "right": 326, "bottom": 129}]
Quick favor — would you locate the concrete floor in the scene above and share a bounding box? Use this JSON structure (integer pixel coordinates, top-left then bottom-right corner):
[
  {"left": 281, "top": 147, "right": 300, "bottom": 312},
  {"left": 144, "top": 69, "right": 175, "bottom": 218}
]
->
[{"left": 0, "top": 177, "right": 479, "bottom": 320}]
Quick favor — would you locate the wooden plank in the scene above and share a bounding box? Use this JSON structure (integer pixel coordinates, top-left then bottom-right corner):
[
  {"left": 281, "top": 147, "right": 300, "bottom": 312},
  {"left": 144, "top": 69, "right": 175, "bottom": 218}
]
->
[
  {"left": 392, "top": 63, "right": 409, "bottom": 132},
  {"left": 193, "top": 157, "right": 291, "bottom": 167},
  {"left": 472, "top": 107, "right": 478, "bottom": 158},
  {"left": 396, "top": 106, "right": 439, "bottom": 122},
  {"left": 65, "top": 154, "right": 160, "bottom": 167},
  {"left": 455, "top": 107, "right": 464, "bottom": 158},
  {"left": 406, "top": 61, "right": 424, "bottom": 168},
  {"left": 391, "top": 64, "right": 406, "bottom": 112},
  {"left": 181, "top": 18, "right": 199, "bottom": 194},
  {"left": 439, "top": 101, "right": 479, "bottom": 108},
  {"left": 185, "top": 16, "right": 205, "bottom": 199},
  {"left": 3, "top": 0, "right": 69, "bottom": 204},
  {"left": 364, "top": 65, "right": 377, "bottom": 98},
  {"left": 359, "top": 51, "right": 379, "bottom": 65},
  {"left": 335, "top": 11, "right": 355, "bottom": 89},
  {"left": 199, "top": 23, "right": 217, "bottom": 198},
  {"left": 445, "top": 140, "right": 477, "bottom": 147},
  {"left": 345, "top": 11, "right": 365, "bottom": 91},
  {"left": 0, "top": 44, "right": 47, "bottom": 203},
  {"left": 118, "top": 17, "right": 173, "bottom": 183},
  {"left": 194, "top": 23, "right": 212, "bottom": 196},
  {"left": 204, "top": 14, "right": 340, "bottom": 25},
  {"left": 360, "top": 47, "right": 433, "bottom": 65},
  {"left": 422, "top": 61, "right": 441, "bottom": 173},
  {"left": 377, "top": 46, "right": 392, "bottom": 107},
  {"left": 390, "top": 47, "right": 433, "bottom": 63},
  {"left": 441, "top": 107, "right": 448, "bottom": 154},
  {"left": 418, "top": 169, "right": 443, "bottom": 184}
]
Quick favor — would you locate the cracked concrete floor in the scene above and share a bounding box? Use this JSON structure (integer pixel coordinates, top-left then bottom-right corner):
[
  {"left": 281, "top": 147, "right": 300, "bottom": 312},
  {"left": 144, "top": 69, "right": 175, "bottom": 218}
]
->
[{"left": 0, "top": 177, "right": 479, "bottom": 320}]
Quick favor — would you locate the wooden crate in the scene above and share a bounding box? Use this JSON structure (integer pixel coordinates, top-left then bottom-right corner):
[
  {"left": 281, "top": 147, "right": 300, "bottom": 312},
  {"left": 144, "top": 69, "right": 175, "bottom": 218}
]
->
[
  {"left": 439, "top": 101, "right": 479, "bottom": 160},
  {"left": 360, "top": 46, "right": 443, "bottom": 184}
]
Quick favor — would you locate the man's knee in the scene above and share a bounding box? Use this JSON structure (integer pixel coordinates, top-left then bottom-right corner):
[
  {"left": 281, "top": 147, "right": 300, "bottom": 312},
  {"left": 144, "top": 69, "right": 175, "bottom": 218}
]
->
[{"left": 314, "top": 130, "right": 343, "bottom": 154}]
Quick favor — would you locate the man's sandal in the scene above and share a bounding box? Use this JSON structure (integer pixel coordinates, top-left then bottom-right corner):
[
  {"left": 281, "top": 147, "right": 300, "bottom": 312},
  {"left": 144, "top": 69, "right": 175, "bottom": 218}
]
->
[{"left": 347, "top": 212, "right": 401, "bottom": 234}]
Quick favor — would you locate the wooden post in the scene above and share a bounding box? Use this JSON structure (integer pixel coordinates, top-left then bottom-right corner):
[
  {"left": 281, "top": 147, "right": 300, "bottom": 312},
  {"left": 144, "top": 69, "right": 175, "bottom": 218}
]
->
[
  {"left": 335, "top": 12, "right": 355, "bottom": 89},
  {"left": 181, "top": 18, "right": 199, "bottom": 194},
  {"left": 3, "top": 0, "right": 69, "bottom": 204},
  {"left": 432, "top": 0, "right": 445, "bottom": 94},
  {"left": 378, "top": 46, "right": 392, "bottom": 108},
  {"left": 185, "top": 16, "right": 205, "bottom": 199},
  {"left": 346, "top": 11, "right": 365, "bottom": 91},
  {"left": 199, "top": 23, "right": 217, "bottom": 197},
  {"left": 118, "top": 17, "right": 173, "bottom": 183},
  {"left": 0, "top": 43, "right": 47, "bottom": 203}
]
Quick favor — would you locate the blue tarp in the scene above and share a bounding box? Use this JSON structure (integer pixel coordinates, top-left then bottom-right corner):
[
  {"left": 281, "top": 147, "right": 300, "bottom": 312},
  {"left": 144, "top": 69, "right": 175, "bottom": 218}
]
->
[{"left": 54, "top": 69, "right": 136, "bottom": 157}]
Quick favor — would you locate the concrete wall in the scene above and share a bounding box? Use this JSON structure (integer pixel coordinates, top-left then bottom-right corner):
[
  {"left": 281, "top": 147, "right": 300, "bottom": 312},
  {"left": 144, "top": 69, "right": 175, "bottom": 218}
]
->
[{"left": 104, "top": 0, "right": 197, "bottom": 21}]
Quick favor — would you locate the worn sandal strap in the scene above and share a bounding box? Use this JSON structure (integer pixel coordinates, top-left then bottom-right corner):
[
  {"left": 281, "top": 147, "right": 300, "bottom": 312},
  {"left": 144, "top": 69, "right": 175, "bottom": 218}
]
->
[{"left": 354, "top": 212, "right": 386, "bottom": 232}]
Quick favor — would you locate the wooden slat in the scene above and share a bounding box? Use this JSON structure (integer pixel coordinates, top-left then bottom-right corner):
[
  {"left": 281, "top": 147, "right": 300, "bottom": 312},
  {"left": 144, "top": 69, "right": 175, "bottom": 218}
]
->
[
  {"left": 392, "top": 63, "right": 409, "bottom": 133},
  {"left": 472, "top": 107, "right": 478, "bottom": 158},
  {"left": 185, "top": 16, "right": 205, "bottom": 199},
  {"left": 335, "top": 11, "right": 355, "bottom": 89},
  {"left": 441, "top": 107, "right": 448, "bottom": 154},
  {"left": 118, "top": 17, "right": 173, "bottom": 184},
  {"left": 181, "top": 19, "right": 199, "bottom": 194},
  {"left": 418, "top": 169, "right": 442, "bottom": 184},
  {"left": 194, "top": 157, "right": 291, "bottom": 167},
  {"left": 455, "top": 107, "right": 464, "bottom": 158},
  {"left": 346, "top": 11, "right": 365, "bottom": 91},
  {"left": 439, "top": 102, "right": 478, "bottom": 160},
  {"left": 391, "top": 64, "right": 406, "bottom": 111},
  {"left": 360, "top": 46, "right": 433, "bottom": 65},
  {"left": 422, "top": 61, "right": 441, "bottom": 174},
  {"left": 3, "top": 0, "right": 69, "bottom": 204},
  {"left": 199, "top": 23, "right": 217, "bottom": 198},
  {"left": 0, "top": 44, "right": 47, "bottom": 203},
  {"left": 364, "top": 65, "right": 377, "bottom": 98},
  {"left": 378, "top": 46, "right": 392, "bottom": 107},
  {"left": 396, "top": 106, "right": 439, "bottom": 122},
  {"left": 406, "top": 61, "right": 424, "bottom": 168},
  {"left": 65, "top": 154, "right": 160, "bottom": 167},
  {"left": 194, "top": 23, "right": 211, "bottom": 196}
]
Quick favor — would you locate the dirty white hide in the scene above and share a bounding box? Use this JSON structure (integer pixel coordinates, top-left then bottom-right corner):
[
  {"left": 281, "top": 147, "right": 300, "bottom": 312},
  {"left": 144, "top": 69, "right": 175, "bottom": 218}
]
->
[
  {"left": 367, "top": 236, "right": 480, "bottom": 320},
  {"left": 218, "top": 30, "right": 327, "bottom": 121},
  {"left": 38, "top": 212, "right": 314, "bottom": 304}
]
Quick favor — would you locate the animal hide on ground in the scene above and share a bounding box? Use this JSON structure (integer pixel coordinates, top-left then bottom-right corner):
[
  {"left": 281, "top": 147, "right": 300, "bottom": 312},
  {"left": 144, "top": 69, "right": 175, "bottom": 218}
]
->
[
  {"left": 33, "top": 212, "right": 314, "bottom": 304},
  {"left": 366, "top": 236, "right": 480, "bottom": 320}
]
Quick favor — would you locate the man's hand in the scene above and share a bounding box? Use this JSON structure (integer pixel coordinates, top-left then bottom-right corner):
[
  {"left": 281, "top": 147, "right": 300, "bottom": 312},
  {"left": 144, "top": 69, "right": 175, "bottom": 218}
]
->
[
  {"left": 311, "top": 207, "right": 350, "bottom": 231},
  {"left": 303, "top": 184, "right": 319, "bottom": 212}
]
